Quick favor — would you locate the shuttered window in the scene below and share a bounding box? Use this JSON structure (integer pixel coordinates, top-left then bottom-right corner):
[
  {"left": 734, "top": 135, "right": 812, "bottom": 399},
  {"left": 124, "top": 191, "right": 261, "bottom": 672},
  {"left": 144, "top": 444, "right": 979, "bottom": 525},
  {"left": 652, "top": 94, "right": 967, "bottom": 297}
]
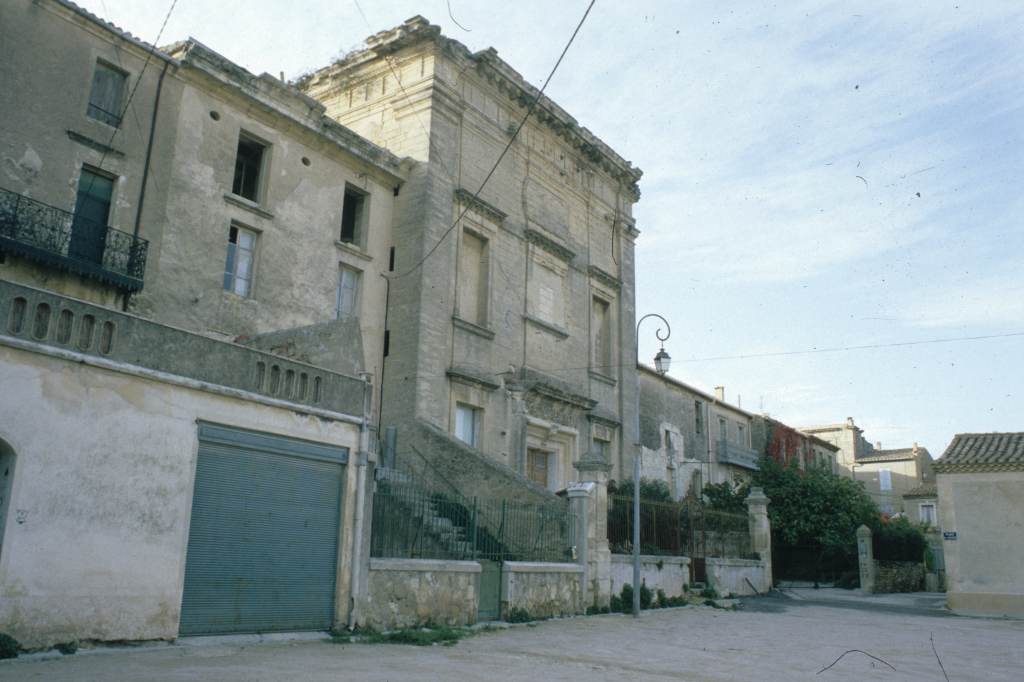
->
[{"left": 87, "top": 61, "right": 127, "bottom": 127}]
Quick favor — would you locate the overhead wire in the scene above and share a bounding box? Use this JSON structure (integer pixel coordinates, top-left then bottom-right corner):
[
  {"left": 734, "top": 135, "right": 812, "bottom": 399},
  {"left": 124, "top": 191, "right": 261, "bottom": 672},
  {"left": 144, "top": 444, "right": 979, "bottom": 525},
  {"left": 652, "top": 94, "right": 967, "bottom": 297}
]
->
[{"left": 384, "top": 0, "right": 598, "bottom": 280}]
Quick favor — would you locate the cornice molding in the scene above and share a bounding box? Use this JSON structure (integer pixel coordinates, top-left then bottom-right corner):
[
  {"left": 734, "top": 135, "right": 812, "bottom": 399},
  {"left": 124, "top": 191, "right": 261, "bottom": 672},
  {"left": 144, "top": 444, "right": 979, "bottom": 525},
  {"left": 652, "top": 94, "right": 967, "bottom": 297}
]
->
[
  {"left": 525, "top": 227, "right": 575, "bottom": 263},
  {"left": 588, "top": 265, "right": 621, "bottom": 292},
  {"left": 454, "top": 188, "right": 506, "bottom": 224}
]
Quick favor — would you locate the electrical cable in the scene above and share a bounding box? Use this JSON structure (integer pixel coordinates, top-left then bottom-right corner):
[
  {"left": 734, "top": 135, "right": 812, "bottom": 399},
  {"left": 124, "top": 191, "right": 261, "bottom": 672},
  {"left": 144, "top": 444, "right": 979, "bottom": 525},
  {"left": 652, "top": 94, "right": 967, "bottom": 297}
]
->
[{"left": 384, "top": 0, "right": 598, "bottom": 280}]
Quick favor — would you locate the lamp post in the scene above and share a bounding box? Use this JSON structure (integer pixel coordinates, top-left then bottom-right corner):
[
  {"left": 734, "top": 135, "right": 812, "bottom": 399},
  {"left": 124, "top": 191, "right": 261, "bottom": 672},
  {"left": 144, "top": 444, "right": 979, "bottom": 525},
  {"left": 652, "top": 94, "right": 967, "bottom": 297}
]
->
[{"left": 633, "top": 313, "right": 671, "bottom": 617}]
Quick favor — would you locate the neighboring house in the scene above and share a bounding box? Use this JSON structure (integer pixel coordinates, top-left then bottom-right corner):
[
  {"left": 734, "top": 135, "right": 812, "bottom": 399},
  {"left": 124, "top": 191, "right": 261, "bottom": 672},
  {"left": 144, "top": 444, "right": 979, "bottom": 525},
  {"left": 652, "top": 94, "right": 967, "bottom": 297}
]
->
[
  {"left": 853, "top": 444, "right": 934, "bottom": 515},
  {"left": 638, "top": 367, "right": 759, "bottom": 498},
  {"left": 934, "top": 432, "right": 1024, "bottom": 617},
  {"left": 751, "top": 416, "right": 839, "bottom": 474},
  {"left": 301, "top": 17, "right": 644, "bottom": 491},
  {"left": 800, "top": 417, "right": 877, "bottom": 477},
  {"left": 0, "top": 0, "right": 404, "bottom": 647},
  {"left": 902, "top": 482, "right": 939, "bottom": 527}
]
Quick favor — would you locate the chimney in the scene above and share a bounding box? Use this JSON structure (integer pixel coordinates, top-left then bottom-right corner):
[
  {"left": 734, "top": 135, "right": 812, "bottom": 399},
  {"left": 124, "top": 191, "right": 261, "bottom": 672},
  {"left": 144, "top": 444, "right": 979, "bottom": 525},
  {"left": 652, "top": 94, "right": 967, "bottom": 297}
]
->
[
  {"left": 714, "top": 386, "right": 725, "bottom": 401},
  {"left": 875, "top": 441, "right": 882, "bottom": 451},
  {"left": 912, "top": 442, "right": 919, "bottom": 454},
  {"left": 846, "top": 417, "right": 855, "bottom": 427}
]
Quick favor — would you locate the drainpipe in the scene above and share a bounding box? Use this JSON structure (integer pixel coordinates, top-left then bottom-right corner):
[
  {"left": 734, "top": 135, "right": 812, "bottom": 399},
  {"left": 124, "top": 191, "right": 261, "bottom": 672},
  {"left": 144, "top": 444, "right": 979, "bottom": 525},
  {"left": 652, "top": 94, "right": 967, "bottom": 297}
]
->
[
  {"left": 348, "top": 372, "right": 373, "bottom": 628},
  {"left": 123, "top": 59, "right": 169, "bottom": 312}
]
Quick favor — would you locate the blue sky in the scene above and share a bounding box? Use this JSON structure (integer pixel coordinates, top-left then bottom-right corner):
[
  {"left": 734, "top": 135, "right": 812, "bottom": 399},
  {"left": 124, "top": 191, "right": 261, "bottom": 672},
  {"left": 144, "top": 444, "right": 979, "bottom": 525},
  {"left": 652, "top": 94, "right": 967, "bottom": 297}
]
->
[{"left": 79, "top": 0, "right": 1024, "bottom": 455}]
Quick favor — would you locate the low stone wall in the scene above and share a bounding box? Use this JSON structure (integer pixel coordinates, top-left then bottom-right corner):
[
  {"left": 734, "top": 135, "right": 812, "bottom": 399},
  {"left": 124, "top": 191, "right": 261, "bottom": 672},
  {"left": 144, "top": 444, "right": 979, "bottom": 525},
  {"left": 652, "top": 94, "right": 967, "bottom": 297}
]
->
[
  {"left": 610, "top": 555, "right": 690, "bottom": 598},
  {"left": 706, "top": 557, "right": 770, "bottom": 596},
  {"left": 874, "top": 560, "right": 924, "bottom": 594},
  {"left": 364, "top": 559, "right": 480, "bottom": 629},
  {"left": 502, "top": 562, "right": 583, "bottom": 619}
]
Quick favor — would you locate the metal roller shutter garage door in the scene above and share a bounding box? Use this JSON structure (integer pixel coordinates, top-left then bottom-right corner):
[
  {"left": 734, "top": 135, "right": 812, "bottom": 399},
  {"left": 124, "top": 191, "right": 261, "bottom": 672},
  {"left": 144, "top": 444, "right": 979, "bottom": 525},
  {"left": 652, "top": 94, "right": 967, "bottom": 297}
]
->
[{"left": 179, "top": 423, "right": 348, "bottom": 636}]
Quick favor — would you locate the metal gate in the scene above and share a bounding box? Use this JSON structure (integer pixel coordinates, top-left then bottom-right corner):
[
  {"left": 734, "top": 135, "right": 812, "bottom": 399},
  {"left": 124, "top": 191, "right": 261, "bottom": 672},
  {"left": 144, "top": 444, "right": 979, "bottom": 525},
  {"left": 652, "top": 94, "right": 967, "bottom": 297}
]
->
[
  {"left": 478, "top": 560, "right": 502, "bottom": 621},
  {"left": 179, "top": 423, "right": 347, "bottom": 636}
]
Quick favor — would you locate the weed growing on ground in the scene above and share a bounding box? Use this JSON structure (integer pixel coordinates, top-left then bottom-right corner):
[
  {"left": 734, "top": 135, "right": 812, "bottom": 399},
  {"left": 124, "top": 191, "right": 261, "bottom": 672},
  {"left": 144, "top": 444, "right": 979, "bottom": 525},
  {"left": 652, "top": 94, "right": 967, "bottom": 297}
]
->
[
  {"left": 0, "top": 633, "right": 18, "bottom": 660},
  {"left": 329, "top": 625, "right": 473, "bottom": 647}
]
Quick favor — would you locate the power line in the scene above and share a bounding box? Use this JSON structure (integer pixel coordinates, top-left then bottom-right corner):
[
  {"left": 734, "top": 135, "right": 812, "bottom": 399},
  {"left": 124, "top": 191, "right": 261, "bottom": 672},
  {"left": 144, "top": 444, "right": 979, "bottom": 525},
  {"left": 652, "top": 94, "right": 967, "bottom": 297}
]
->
[
  {"left": 405, "top": 329, "right": 1024, "bottom": 379},
  {"left": 386, "top": 0, "right": 598, "bottom": 280},
  {"left": 89, "top": 0, "right": 179, "bottom": 176}
]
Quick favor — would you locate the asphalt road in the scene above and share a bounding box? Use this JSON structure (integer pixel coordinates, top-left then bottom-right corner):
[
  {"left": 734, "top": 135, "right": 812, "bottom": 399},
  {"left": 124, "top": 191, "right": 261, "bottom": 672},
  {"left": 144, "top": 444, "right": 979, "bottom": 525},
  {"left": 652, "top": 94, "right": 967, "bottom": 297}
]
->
[{"left": 3, "top": 592, "right": 1022, "bottom": 681}]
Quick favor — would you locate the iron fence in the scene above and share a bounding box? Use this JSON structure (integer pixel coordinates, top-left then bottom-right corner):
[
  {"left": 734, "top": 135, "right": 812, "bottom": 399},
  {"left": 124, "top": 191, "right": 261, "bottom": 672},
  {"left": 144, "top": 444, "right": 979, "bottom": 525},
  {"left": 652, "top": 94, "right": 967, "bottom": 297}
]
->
[
  {"left": 371, "top": 478, "right": 576, "bottom": 563},
  {"left": 607, "top": 496, "right": 753, "bottom": 559},
  {"left": 0, "top": 186, "right": 148, "bottom": 291}
]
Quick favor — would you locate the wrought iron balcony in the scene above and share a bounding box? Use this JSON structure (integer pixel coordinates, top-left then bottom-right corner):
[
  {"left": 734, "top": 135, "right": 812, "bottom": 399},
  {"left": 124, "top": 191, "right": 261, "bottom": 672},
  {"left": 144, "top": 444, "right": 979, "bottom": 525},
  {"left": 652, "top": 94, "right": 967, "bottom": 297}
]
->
[
  {"left": 716, "top": 439, "right": 762, "bottom": 471},
  {"left": 0, "top": 187, "right": 148, "bottom": 292}
]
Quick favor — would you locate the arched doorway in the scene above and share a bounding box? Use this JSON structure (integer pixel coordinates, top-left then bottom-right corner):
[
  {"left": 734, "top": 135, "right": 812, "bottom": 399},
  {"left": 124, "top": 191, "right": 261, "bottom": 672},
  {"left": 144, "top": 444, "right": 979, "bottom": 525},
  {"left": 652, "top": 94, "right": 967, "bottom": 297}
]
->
[{"left": 0, "top": 439, "right": 14, "bottom": 562}]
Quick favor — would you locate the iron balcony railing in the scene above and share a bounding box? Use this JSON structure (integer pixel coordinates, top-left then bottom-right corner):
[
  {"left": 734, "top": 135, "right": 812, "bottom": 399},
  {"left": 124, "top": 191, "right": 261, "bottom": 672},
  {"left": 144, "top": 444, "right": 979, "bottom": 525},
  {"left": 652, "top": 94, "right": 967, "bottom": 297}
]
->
[
  {"left": 0, "top": 187, "right": 148, "bottom": 292},
  {"left": 716, "top": 439, "right": 762, "bottom": 471}
]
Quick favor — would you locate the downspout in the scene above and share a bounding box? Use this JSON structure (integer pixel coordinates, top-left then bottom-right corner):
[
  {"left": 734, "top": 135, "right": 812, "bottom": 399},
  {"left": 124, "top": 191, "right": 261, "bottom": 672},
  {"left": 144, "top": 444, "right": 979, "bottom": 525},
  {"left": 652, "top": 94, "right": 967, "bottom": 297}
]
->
[
  {"left": 123, "top": 59, "right": 169, "bottom": 312},
  {"left": 348, "top": 372, "right": 373, "bottom": 628}
]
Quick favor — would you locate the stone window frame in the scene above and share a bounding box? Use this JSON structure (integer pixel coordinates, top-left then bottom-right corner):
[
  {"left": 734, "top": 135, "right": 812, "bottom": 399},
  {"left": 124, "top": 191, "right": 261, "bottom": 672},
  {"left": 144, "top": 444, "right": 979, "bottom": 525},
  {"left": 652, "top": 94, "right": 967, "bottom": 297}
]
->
[
  {"left": 339, "top": 183, "right": 370, "bottom": 250},
  {"left": 524, "top": 417, "right": 578, "bottom": 492},
  {"left": 452, "top": 197, "right": 499, "bottom": 335},
  {"left": 455, "top": 225, "right": 491, "bottom": 329},
  {"left": 449, "top": 375, "right": 492, "bottom": 451},
  {"left": 526, "top": 248, "right": 569, "bottom": 331},
  {"left": 336, "top": 263, "right": 362, "bottom": 320},
  {"left": 589, "top": 292, "right": 615, "bottom": 379}
]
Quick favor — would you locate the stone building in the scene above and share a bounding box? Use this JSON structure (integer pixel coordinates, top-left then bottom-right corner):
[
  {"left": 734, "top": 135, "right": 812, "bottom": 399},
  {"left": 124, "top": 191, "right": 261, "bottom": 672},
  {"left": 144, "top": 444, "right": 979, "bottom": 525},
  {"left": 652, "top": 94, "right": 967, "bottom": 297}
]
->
[
  {"left": 800, "top": 417, "right": 877, "bottom": 477},
  {"left": 638, "top": 367, "right": 760, "bottom": 498},
  {"left": 934, "top": 432, "right": 1024, "bottom": 617},
  {"left": 0, "top": 0, "right": 405, "bottom": 646},
  {"left": 853, "top": 444, "right": 934, "bottom": 515},
  {"left": 300, "top": 16, "right": 643, "bottom": 492},
  {"left": 750, "top": 415, "right": 838, "bottom": 473}
]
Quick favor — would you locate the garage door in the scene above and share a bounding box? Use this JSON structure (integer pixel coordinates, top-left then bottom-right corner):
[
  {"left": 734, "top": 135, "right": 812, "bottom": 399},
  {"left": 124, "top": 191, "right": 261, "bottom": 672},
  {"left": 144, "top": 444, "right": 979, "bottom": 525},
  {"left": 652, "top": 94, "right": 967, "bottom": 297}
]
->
[{"left": 179, "top": 423, "right": 348, "bottom": 636}]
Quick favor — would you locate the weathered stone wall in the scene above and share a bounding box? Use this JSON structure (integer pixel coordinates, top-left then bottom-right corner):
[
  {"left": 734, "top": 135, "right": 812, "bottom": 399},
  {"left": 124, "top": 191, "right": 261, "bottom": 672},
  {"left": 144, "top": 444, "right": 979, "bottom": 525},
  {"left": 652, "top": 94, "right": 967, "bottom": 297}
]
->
[
  {"left": 873, "top": 560, "right": 925, "bottom": 593},
  {"left": 363, "top": 559, "right": 480, "bottom": 629},
  {"left": 706, "top": 558, "right": 771, "bottom": 596},
  {"left": 304, "top": 20, "right": 641, "bottom": 483},
  {"left": 502, "top": 562, "right": 583, "bottom": 619},
  {"left": 610, "top": 555, "right": 690, "bottom": 598},
  {"left": 0, "top": 341, "right": 361, "bottom": 648}
]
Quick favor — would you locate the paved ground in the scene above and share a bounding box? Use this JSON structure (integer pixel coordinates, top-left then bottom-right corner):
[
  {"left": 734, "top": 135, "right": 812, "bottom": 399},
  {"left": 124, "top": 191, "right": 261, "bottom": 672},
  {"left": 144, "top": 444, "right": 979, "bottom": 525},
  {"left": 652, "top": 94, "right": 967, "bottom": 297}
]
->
[{"left": 3, "top": 591, "right": 1022, "bottom": 681}]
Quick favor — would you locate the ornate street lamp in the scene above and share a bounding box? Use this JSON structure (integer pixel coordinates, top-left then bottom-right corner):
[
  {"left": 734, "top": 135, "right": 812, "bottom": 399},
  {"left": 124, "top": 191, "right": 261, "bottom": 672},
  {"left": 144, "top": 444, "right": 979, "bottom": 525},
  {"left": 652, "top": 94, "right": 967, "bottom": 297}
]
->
[{"left": 633, "top": 313, "right": 671, "bottom": 617}]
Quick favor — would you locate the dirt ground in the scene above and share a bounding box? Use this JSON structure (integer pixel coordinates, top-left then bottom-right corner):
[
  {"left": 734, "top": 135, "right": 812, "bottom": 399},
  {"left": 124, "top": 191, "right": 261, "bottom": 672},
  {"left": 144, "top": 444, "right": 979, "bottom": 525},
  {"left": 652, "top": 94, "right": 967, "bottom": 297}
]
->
[{"left": 3, "top": 591, "right": 1022, "bottom": 681}]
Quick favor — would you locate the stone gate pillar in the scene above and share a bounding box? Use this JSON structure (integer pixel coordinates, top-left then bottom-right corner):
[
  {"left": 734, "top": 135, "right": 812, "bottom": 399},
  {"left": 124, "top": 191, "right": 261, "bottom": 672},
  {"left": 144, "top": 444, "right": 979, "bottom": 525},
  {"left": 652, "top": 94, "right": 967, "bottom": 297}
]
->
[
  {"left": 573, "top": 456, "right": 612, "bottom": 607},
  {"left": 857, "top": 524, "right": 875, "bottom": 593},
  {"left": 746, "top": 487, "right": 772, "bottom": 588}
]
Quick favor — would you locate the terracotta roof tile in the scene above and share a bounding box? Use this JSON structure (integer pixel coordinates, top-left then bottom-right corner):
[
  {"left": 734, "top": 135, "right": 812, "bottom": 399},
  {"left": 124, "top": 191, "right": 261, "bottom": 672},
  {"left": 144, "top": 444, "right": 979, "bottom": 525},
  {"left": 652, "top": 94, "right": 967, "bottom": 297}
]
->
[{"left": 934, "top": 432, "right": 1024, "bottom": 473}]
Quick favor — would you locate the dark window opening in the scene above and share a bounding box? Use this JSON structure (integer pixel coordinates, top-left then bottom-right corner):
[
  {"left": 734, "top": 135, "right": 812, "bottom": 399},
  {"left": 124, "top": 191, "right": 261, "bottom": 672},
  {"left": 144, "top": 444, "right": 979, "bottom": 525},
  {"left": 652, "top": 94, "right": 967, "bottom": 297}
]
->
[
  {"left": 232, "top": 135, "right": 266, "bottom": 201},
  {"left": 388, "top": 246, "right": 395, "bottom": 271},
  {"left": 383, "top": 330, "right": 390, "bottom": 357},
  {"left": 70, "top": 167, "right": 114, "bottom": 265},
  {"left": 340, "top": 186, "right": 367, "bottom": 245}
]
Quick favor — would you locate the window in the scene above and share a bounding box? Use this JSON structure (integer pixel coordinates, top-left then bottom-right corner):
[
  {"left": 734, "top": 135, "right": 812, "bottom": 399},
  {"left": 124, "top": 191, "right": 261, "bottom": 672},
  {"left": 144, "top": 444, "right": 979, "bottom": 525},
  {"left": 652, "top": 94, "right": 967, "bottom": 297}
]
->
[
  {"left": 592, "top": 297, "right": 611, "bottom": 371},
  {"left": 879, "top": 468, "right": 892, "bottom": 491},
  {"left": 592, "top": 438, "right": 609, "bottom": 461},
  {"left": 719, "top": 417, "right": 727, "bottom": 443},
  {"left": 695, "top": 401, "right": 703, "bottom": 434},
  {"left": 223, "top": 225, "right": 256, "bottom": 296},
  {"left": 529, "top": 261, "right": 565, "bottom": 325},
  {"left": 454, "top": 403, "right": 481, "bottom": 448},
  {"left": 340, "top": 185, "right": 367, "bottom": 246},
  {"left": 457, "top": 229, "right": 488, "bottom": 325},
  {"left": 527, "top": 449, "right": 550, "bottom": 488},
  {"left": 232, "top": 134, "right": 267, "bottom": 202},
  {"left": 919, "top": 503, "right": 936, "bottom": 526},
  {"left": 87, "top": 61, "right": 127, "bottom": 127},
  {"left": 70, "top": 167, "right": 114, "bottom": 264},
  {"left": 336, "top": 265, "right": 361, "bottom": 319},
  {"left": 738, "top": 424, "right": 745, "bottom": 445}
]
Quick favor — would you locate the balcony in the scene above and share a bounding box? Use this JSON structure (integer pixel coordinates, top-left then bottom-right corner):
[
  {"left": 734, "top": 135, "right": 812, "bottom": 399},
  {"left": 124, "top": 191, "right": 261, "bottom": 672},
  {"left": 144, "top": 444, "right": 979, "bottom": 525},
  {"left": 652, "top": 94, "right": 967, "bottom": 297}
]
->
[
  {"left": 716, "top": 440, "right": 761, "bottom": 471},
  {"left": 0, "top": 187, "right": 148, "bottom": 292}
]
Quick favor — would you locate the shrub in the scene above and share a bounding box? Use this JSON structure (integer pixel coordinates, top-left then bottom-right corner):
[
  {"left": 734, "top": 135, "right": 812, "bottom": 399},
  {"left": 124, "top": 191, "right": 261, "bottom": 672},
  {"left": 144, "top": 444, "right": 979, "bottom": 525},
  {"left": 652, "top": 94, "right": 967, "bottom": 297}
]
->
[
  {"left": 656, "top": 589, "right": 668, "bottom": 607},
  {"left": 611, "top": 478, "right": 673, "bottom": 502},
  {"left": 56, "top": 640, "right": 78, "bottom": 655},
  {"left": 619, "top": 584, "right": 634, "bottom": 613},
  {"left": 700, "top": 586, "right": 718, "bottom": 600},
  {"left": 639, "top": 582, "right": 653, "bottom": 610},
  {"left": 0, "top": 633, "right": 19, "bottom": 660},
  {"left": 506, "top": 608, "right": 533, "bottom": 623},
  {"left": 873, "top": 517, "right": 927, "bottom": 562},
  {"left": 609, "top": 595, "right": 623, "bottom": 613}
]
